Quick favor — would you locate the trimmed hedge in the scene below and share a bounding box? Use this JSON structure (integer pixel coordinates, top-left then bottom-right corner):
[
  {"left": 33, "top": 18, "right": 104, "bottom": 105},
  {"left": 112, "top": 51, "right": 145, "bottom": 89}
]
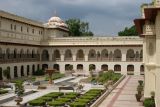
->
[
  {"left": 48, "top": 101, "right": 65, "bottom": 106},
  {"left": 45, "top": 73, "right": 65, "bottom": 80},
  {"left": 70, "top": 102, "right": 86, "bottom": 107},
  {"left": 0, "top": 90, "right": 8, "bottom": 94},
  {"left": 29, "top": 99, "right": 45, "bottom": 106}
]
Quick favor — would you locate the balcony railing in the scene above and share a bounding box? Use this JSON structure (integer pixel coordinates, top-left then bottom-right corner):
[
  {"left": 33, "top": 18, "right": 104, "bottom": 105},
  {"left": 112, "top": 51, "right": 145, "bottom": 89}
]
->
[{"left": 126, "top": 58, "right": 142, "bottom": 62}]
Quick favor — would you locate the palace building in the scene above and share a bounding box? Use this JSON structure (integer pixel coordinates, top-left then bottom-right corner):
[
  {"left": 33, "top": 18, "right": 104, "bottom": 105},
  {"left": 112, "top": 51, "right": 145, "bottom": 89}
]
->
[
  {"left": 134, "top": 0, "right": 160, "bottom": 106},
  {"left": 0, "top": 10, "right": 143, "bottom": 80}
]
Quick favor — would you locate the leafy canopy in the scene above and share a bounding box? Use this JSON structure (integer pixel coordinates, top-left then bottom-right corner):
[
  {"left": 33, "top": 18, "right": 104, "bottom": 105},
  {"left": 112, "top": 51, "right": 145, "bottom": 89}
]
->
[
  {"left": 118, "top": 25, "right": 138, "bottom": 36},
  {"left": 66, "top": 18, "right": 93, "bottom": 36}
]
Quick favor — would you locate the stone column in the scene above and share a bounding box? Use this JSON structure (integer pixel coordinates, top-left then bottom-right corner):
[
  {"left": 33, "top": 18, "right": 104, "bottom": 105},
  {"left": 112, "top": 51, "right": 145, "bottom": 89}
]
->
[{"left": 121, "top": 49, "right": 127, "bottom": 62}]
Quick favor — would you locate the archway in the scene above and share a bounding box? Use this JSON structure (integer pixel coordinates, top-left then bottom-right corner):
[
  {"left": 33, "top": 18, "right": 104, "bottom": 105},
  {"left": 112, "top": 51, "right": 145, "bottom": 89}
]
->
[
  {"left": 53, "top": 64, "right": 59, "bottom": 71},
  {"left": 27, "top": 65, "right": 30, "bottom": 76},
  {"left": 89, "top": 64, "right": 96, "bottom": 71},
  {"left": 21, "top": 66, "right": 24, "bottom": 76},
  {"left": 114, "top": 49, "right": 122, "bottom": 61},
  {"left": 114, "top": 65, "right": 121, "bottom": 72},
  {"left": 88, "top": 49, "right": 96, "bottom": 61},
  {"left": 101, "top": 49, "right": 108, "bottom": 61},
  {"left": 14, "top": 66, "right": 18, "bottom": 78},
  {"left": 65, "top": 64, "right": 72, "bottom": 71},
  {"left": 20, "top": 49, "right": 24, "bottom": 58},
  {"left": 64, "top": 49, "right": 72, "bottom": 61},
  {"left": 0, "top": 67, "right": 2, "bottom": 80},
  {"left": 41, "top": 50, "right": 49, "bottom": 61},
  {"left": 6, "top": 48, "right": 10, "bottom": 59},
  {"left": 101, "top": 64, "right": 108, "bottom": 71},
  {"left": 140, "top": 65, "right": 144, "bottom": 75},
  {"left": 32, "top": 64, "right": 36, "bottom": 75},
  {"left": 53, "top": 50, "right": 60, "bottom": 61},
  {"left": 13, "top": 49, "right": 17, "bottom": 59},
  {"left": 76, "top": 49, "right": 84, "bottom": 61},
  {"left": 126, "top": 49, "right": 135, "bottom": 61},
  {"left": 77, "top": 64, "right": 83, "bottom": 70},
  {"left": 37, "top": 64, "right": 40, "bottom": 70},
  {"left": 127, "top": 65, "right": 134, "bottom": 75}
]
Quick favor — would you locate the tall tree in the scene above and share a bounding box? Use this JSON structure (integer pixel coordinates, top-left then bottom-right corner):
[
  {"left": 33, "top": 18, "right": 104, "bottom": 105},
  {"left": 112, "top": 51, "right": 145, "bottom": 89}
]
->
[
  {"left": 66, "top": 18, "right": 93, "bottom": 36},
  {"left": 118, "top": 25, "right": 138, "bottom": 36}
]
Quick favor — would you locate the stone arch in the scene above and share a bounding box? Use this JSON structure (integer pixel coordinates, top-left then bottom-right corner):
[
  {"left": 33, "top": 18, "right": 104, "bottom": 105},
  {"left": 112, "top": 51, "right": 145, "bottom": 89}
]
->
[
  {"left": 32, "top": 64, "right": 36, "bottom": 74},
  {"left": 27, "top": 65, "right": 30, "bottom": 76},
  {"left": 126, "top": 49, "right": 135, "bottom": 61},
  {"left": 101, "top": 49, "right": 108, "bottom": 60},
  {"left": 41, "top": 50, "right": 49, "bottom": 61},
  {"left": 65, "top": 64, "right": 71, "bottom": 71},
  {"left": 6, "top": 48, "right": 10, "bottom": 59},
  {"left": 101, "top": 64, "right": 108, "bottom": 71},
  {"left": 21, "top": 65, "right": 24, "bottom": 76},
  {"left": 114, "top": 49, "right": 122, "bottom": 61},
  {"left": 114, "top": 65, "right": 121, "bottom": 72},
  {"left": 26, "top": 49, "right": 30, "bottom": 58},
  {"left": 64, "top": 49, "right": 72, "bottom": 60},
  {"left": 0, "top": 67, "right": 2, "bottom": 80},
  {"left": 76, "top": 49, "right": 84, "bottom": 60},
  {"left": 53, "top": 64, "right": 59, "bottom": 71},
  {"left": 77, "top": 64, "right": 83, "bottom": 70},
  {"left": 14, "top": 66, "right": 18, "bottom": 78},
  {"left": 20, "top": 49, "right": 24, "bottom": 58},
  {"left": 53, "top": 50, "right": 60, "bottom": 61},
  {"left": 32, "top": 49, "right": 35, "bottom": 58},
  {"left": 127, "top": 65, "right": 134, "bottom": 75},
  {"left": 13, "top": 48, "right": 17, "bottom": 58},
  {"left": 88, "top": 49, "right": 96, "bottom": 60},
  {"left": 140, "top": 65, "right": 144, "bottom": 75},
  {"left": 89, "top": 64, "right": 96, "bottom": 71}
]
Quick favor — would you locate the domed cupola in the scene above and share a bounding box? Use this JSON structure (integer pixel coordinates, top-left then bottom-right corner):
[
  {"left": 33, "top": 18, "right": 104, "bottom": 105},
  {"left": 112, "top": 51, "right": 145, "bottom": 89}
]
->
[{"left": 44, "top": 16, "right": 69, "bottom": 32}]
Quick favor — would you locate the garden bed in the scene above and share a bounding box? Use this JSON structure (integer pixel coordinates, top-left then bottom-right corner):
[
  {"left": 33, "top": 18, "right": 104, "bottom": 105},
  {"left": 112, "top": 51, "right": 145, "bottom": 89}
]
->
[{"left": 28, "top": 89, "right": 104, "bottom": 107}]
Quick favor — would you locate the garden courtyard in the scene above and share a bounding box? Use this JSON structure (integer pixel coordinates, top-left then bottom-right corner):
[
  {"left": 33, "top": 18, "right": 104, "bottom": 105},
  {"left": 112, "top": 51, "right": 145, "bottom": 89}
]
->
[{"left": 0, "top": 70, "right": 144, "bottom": 107}]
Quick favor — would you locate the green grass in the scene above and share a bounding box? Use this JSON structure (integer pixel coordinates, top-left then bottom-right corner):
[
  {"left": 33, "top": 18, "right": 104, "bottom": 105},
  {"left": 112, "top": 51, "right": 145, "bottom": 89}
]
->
[{"left": 45, "top": 73, "right": 65, "bottom": 81}]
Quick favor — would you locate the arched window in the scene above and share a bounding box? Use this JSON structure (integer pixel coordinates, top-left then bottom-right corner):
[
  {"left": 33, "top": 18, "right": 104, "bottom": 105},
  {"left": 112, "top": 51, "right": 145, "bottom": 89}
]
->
[
  {"left": 64, "top": 49, "right": 72, "bottom": 60},
  {"left": 114, "top": 49, "right": 122, "bottom": 61},
  {"left": 88, "top": 49, "right": 96, "bottom": 59},
  {"left": 14, "top": 66, "right": 18, "bottom": 78},
  {"left": 114, "top": 65, "right": 121, "bottom": 72},
  {"left": 77, "top": 64, "right": 83, "bottom": 70},
  {"left": 101, "top": 49, "right": 108, "bottom": 60},
  {"left": 27, "top": 65, "right": 30, "bottom": 76},
  {"left": 0, "top": 67, "right": 3, "bottom": 80},
  {"left": 53, "top": 64, "right": 59, "bottom": 71},
  {"left": 6, "top": 48, "right": 10, "bottom": 59},
  {"left": 126, "top": 49, "right": 135, "bottom": 61},
  {"left": 20, "top": 49, "right": 24, "bottom": 58},
  {"left": 89, "top": 64, "right": 96, "bottom": 71},
  {"left": 127, "top": 65, "right": 134, "bottom": 75},
  {"left": 21, "top": 66, "right": 24, "bottom": 76},
  {"left": 13, "top": 49, "right": 17, "bottom": 59},
  {"left": 53, "top": 50, "right": 60, "bottom": 61},
  {"left": 76, "top": 49, "right": 84, "bottom": 60},
  {"left": 101, "top": 64, "right": 108, "bottom": 71},
  {"left": 41, "top": 50, "right": 49, "bottom": 61}
]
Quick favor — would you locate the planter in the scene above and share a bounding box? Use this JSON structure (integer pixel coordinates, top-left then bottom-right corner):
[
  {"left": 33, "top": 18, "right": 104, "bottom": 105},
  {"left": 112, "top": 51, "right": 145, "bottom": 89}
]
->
[
  {"left": 15, "top": 96, "right": 23, "bottom": 105},
  {"left": 135, "top": 94, "right": 142, "bottom": 102}
]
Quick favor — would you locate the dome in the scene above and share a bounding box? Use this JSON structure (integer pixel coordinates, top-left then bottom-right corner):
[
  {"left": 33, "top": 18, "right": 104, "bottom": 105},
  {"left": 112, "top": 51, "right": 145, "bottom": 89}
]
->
[{"left": 46, "top": 16, "right": 68, "bottom": 29}]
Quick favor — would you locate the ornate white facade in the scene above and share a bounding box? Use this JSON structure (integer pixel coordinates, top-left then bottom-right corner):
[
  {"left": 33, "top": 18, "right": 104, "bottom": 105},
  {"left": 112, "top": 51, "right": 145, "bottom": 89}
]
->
[
  {"left": 134, "top": 0, "right": 160, "bottom": 106},
  {"left": 0, "top": 10, "right": 143, "bottom": 81}
]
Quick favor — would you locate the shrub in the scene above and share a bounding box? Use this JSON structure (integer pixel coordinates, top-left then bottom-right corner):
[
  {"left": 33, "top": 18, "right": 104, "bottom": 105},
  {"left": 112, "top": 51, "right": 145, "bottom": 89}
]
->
[
  {"left": 0, "top": 90, "right": 8, "bottom": 94},
  {"left": 62, "top": 94, "right": 77, "bottom": 99},
  {"left": 48, "top": 101, "right": 65, "bottom": 106},
  {"left": 29, "top": 99, "right": 45, "bottom": 106},
  {"left": 70, "top": 102, "right": 86, "bottom": 107},
  {"left": 138, "top": 80, "right": 143, "bottom": 86},
  {"left": 75, "top": 99, "right": 90, "bottom": 103},
  {"left": 33, "top": 69, "right": 45, "bottom": 76},
  {"left": 144, "top": 98, "right": 155, "bottom": 107},
  {"left": 56, "top": 98, "right": 71, "bottom": 102},
  {"left": 40, "top": 97, "right": 52, "bottom": 101}
]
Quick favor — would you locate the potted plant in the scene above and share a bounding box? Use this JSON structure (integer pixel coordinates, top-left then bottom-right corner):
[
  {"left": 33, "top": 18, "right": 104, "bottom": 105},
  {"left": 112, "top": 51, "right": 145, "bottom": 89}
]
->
[
  {"left": 138, "top": 80, "right": 143, "bottom": 86},
  {"left": 137, "top": 85, "right": 143, "bottom": 95},
  {"left": 14, "top": 81, "right": 24, "bottom": 105},
  {"left": 135, "top": 93, "right": 142, "bottom": 102}
]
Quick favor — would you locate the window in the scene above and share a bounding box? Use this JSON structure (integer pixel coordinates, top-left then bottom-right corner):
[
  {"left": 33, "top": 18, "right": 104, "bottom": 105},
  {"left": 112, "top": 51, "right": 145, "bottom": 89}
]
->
[
  {"left": 14, "top": 25, "right": 16, "bottom": 31},
  {"left": 32, "top": 29, "right": 34, "bottom": 34},
  {"left": 11, "top": 24, "right": 13, "bottom": 30},
  {"left": 21, "top": 26, "right": 23, "bottom": 32},
  {"left": 27, "top": 27, "right": 29, "bottom": 33}
]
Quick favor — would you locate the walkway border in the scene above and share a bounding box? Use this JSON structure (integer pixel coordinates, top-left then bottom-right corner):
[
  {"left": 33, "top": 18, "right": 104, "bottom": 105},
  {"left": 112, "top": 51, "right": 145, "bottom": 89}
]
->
[{"left": 90, "top": 75, "right": 126, "bottom": 107}]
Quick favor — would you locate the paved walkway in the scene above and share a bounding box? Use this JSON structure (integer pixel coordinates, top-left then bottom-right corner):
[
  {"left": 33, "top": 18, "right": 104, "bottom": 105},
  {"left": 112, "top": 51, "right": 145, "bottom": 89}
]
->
[{"left": 99, "top": 76, "right": 144, "bottom": 107}]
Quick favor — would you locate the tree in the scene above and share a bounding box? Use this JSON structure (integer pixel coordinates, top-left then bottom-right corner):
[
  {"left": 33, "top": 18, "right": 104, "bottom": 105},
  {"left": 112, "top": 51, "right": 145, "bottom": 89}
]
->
[
  {"left": 118, "top": 25, "right": 138, "bottom": 36},
  {"left": 66, "top": 18, "right": 93, "bottom": 36}
]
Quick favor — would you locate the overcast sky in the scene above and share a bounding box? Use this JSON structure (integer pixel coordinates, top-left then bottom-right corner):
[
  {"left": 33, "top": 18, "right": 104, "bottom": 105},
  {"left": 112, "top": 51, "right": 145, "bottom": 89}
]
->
[{"left": 0, "top": 0, "right": 150, "bottom": 36}]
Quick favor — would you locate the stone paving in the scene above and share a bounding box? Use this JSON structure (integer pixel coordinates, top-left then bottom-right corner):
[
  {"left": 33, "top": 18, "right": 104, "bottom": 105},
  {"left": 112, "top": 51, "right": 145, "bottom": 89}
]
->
[{"left": 99, "top": 75, "right": 144, "bottom": 107}]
